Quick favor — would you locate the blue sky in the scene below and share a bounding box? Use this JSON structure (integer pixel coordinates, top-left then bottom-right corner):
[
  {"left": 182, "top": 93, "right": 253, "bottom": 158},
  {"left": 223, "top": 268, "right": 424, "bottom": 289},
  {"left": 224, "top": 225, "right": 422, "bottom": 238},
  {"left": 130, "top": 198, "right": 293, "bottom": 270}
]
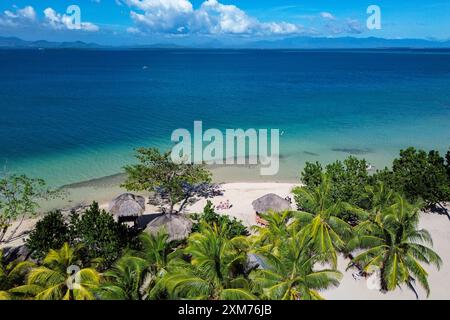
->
[{"left": 1, "top": 0, "right": 449, "bottom": 45}]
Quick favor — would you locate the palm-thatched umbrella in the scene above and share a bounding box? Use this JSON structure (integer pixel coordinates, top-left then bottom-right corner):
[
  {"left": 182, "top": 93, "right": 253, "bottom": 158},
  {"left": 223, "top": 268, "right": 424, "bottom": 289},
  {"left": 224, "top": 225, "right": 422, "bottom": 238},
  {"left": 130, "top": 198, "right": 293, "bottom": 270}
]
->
[
  {"left": 144, "top": 214, "right": 193, "bottom": 242},
  {"left": 109, "top": 193, "right": 146, "bottom": 223},
  {"left": 252, "top": 193, "right": 291, "bottom": 214}
]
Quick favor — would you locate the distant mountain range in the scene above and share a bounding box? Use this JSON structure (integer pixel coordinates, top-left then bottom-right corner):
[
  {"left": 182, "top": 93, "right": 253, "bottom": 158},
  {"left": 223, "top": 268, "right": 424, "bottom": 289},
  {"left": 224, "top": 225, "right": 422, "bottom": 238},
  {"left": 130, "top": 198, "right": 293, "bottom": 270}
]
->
[
  {"left": 246, "top": 36, "right": 450, "bottom": 49},
  {"left": 1, "top": 36, "right": 449, "bottom": 49},
  {"left": 0, "top": 36, "right": 104, "bottom": 49}
]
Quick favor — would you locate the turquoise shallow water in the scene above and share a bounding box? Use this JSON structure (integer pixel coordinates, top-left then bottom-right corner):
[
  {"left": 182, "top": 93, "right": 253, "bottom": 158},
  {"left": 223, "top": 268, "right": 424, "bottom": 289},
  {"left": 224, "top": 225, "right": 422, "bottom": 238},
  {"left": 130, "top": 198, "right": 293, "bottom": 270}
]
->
[{"left": 1, "top": 49, "right": 450, "bottom": 187}]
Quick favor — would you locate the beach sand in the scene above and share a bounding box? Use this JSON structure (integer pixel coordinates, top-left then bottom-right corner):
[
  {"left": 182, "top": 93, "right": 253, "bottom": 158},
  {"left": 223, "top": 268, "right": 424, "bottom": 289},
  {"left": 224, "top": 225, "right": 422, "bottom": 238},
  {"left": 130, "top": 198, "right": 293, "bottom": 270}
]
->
[{"left": 2, "top": 182, "right": 449, "bottom": 300}]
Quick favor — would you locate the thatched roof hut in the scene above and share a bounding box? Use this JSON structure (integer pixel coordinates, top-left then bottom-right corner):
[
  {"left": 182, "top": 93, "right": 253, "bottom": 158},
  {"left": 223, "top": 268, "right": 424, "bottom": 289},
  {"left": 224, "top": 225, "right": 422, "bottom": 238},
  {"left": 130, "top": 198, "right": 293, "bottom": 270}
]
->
[
  {"left": 144, "top": 214, "right": 193, "bottom": 242},
  {"left": 252, "top": 193, "right": 291, "bottom": 214},
  {"left": 109, "top": 193, "right": 145, "bottom": 222}
]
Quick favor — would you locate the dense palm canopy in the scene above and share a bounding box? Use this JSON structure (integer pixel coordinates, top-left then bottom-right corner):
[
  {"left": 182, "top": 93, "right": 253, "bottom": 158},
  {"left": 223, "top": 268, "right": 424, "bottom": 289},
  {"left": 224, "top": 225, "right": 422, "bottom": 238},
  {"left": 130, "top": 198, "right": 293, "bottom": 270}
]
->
[
  {"left": 0, "top": 250, "right": 34, "bottom": 300},
  {"left": 97, "top": 254, "right": 148, "bottom": 300},
  {"left": 251, "top": 234, "right": 342, "bottom": 300},
  {"left": 251, "top": 210, "right": 294, "bottom": 251},
  {"left": 292, "top": 177, "right": 359, "bottom": 267},
  {"left": 11, "top": 243, "right": 101, "bottom": 300},
  {"left": 349, "top": 196, "right": 442, "bottom": 296},
  {"left": 154, "top": 224, "right": 257, "bottom": 300}
]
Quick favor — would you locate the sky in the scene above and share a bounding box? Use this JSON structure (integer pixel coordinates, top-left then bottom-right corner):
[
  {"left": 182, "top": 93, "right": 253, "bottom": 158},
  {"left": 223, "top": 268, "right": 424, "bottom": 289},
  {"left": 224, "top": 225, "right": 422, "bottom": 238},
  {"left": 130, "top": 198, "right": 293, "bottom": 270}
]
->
[{"left": 0, "top": 0, "right": 449, "bottom": 45}]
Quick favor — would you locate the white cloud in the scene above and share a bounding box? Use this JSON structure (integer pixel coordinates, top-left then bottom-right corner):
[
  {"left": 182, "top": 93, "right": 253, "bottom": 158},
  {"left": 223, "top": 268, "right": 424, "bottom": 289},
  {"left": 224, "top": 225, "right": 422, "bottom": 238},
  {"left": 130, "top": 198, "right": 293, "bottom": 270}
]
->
[
  {"left": 0, "top": 5, "right": 99, "bottom": 32},
  {"left": 320, "top": 12, "right": 335, "bottom": 20},
  {"left": 43, "top": 7, "right": 99, "bottom": 32},
  {"left": 0, "top": 6, "right": 36, "bottom": 27},
  {"left": 124, "top": 0, "right": 301, "bottom": 35}
]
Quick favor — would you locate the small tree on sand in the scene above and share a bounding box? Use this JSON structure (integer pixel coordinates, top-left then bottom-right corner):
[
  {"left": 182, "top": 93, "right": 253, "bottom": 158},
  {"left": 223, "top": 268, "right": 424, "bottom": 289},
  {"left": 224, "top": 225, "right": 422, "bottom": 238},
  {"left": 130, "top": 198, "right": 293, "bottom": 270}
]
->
[
  {"left": 123, "top": 148, "right": 221, "bottom": 214},
  {"left": 0, "top": 174, "right": 61, "bottom": 244}
]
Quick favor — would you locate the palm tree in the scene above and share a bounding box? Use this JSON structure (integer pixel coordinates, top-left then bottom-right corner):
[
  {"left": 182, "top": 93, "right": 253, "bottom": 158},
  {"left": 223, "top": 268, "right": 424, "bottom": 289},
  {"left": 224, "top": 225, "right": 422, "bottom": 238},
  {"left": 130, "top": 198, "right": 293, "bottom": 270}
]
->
[
  {"left": 251, "top": 210, "right": 293, "bottom": 252},
  {"left": 350, "top": 195, "right": 442, "bottom": 297},
  {"left": 364, "top": 181, "right": 396, "bottom": 217},
  {"left": 292, "top": 176, "right": 357, "bottom": 267},
  {"left": 250, "top": 234, "right": 342, "bottom": 300},
  {"left": 0, "top": 250, "right": 34, "bottom": 300},
  {"left": 137, "top": 230, "right": 173, "bottom": 274},
  {"left": 11, "top": 243, "right": 101, "bottom": 300},
  {"left": 98, "top": 230, "right": 176, "bottom": 300},
  {"left": 97, "top": 255, "right": 148, "bottom": 300},
  {"left": 154, "top": 223, "right": 257, "bottom": 300}
]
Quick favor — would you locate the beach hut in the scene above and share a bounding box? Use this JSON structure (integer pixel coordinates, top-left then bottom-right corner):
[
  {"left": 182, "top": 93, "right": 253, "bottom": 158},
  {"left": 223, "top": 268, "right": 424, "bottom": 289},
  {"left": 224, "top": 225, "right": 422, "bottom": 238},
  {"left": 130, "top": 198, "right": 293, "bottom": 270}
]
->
[
  {"left": 144, "top": 214, "right": 193, "bottom": 242},
  {"left": 109, "top": 193, "right": 146, "bottom": 224},
  {"left": 252, "top": 193, "right": 291, "bottom": 214},
  {"left": 252, "top": 193, "right": 291, "bottom": 226}
]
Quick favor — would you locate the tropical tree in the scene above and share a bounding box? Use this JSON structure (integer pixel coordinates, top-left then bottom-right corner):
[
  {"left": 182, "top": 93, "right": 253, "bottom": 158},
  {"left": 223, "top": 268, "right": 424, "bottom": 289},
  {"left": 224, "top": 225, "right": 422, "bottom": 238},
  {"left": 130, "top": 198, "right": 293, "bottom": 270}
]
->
[
  {"left": 349, "top": 196, "right": 442, "bottom": 297},
  {"left": 123, "top": 148, "right": 221, "bottom": 214},
  {"left": 376, "top": 147, "right": 450, "bottom": 208},
  {"left": 192, "top": 201, "right": 249, "bottom": 239},
  {"left": 0, "top": 174, "right": 61, "bottom": 244},
  {"left": 11, "top": 243, "right": 101, "bottom": 300},
  {"left": 0, "top": 250, "right": 34, "bottom": 300},
  {"left": 300, "top": 156, "right": 371, "bottom": 207},
  {"left": 250, "top": 234, "right": 342, "bottom": 300},
  {"left": 364, "top": 181, "right": 396, "bottom": 216},
  {"left": 251, "top": 210, "right": 293, "bottom": 251},
  {"left": 97, "top": 255, "right": 149, "bottom": 300},
  {"left": 69, "top": 202, "right": 137, "bottom": 268},
  {"left": 292, "top": 176, "right": 359, "bottom": 267},
  {"left": 153, "top": 224, "right": 257, "bottom": 300}
]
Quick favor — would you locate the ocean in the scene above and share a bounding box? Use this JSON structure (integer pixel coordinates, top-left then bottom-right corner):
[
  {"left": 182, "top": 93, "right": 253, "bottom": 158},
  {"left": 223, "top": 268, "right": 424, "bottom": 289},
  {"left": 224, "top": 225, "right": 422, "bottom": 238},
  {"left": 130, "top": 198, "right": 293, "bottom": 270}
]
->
[{"left": 1, "top": 49, "right": 450, "bottom": 192}]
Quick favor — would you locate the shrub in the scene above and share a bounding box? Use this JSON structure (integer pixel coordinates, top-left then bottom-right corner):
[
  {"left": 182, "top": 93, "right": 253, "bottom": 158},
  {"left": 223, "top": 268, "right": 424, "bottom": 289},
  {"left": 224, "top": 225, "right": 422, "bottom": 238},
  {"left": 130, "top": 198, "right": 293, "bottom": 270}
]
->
[
  {"left": 191, "top": 201, "right": 248, "bottom": 239},
  {"left": 70, "top": 202, "right": 138, "bottom": 268},
  {"left": 26, "top": 211, "right": 71, "bottom": 260},
  {"left": 26, "top": 202, "right": 138, "bottom": 268},
  {"left": 301, "top": 156, "right": 370, "bottom": 208},
  {"left": 386, "top": 148, "right": 450, "bottom": 207}
]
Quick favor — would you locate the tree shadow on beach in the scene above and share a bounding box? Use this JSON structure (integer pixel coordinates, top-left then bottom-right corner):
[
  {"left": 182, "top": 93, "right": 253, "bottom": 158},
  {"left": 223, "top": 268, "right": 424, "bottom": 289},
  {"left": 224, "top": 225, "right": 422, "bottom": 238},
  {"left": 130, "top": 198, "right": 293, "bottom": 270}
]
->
[{"left": 429, "top": 203, "right": 450, "bottom": 221}]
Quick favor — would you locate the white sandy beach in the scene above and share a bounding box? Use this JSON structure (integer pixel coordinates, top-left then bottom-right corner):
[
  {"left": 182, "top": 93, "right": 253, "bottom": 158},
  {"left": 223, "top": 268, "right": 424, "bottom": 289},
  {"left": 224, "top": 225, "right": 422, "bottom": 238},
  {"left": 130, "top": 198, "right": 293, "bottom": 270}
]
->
[{"left": 2, "top": 182, "right": 450, "bottom": 300}]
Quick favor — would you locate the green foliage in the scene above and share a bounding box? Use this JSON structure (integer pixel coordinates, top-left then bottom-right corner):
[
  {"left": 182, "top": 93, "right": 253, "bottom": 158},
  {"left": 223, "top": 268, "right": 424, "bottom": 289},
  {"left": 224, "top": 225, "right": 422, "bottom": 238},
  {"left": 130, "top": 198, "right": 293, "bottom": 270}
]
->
[
  {"left": 301, "top": 161, "right": 323, "bottom": 189},
  {"left": 301, "top": 156, "right": 370, "bottom": 208},
  {"left": 26, "top": 202, "right": 137, "bottom": 268},
  {"left": 97, "top": 254, "right": 149, "bottom": 300},
  {"left": 0, "top": 250, "right": 34, "bottom": 300},
  {"left": 251, "top": 210, "right": 293, "bottom": 251},
  {"left": 0, "top": 174, "right": 61, "bottom": 244},
  {"left": 122, "top": 148, "right": 213, "bottom": 214},
  {"left": 379, "top": 147, "right": 450, "bottom": 207},
  {"left": 153, "top": 224, "right": 255, "bottom": 300},
  {"left": 250, "top": 235, "right": 342, "bottom": 300},
  {"left": 26, "top": 211, "right": 71, "bottom": 260},
  {"left": 69, "top": 202, "right": 137, "bottom": 268},
  {"left": 191, "top": 201, "right": 249, "bottom": 239},
  {"left": 292, "top": 176, "right": 357, "bottom": 267},
  {"left": 349, "top": 195, "right": 442, "bottom": 297},
  {"left": 11, "top": 243, "right": 101, "bottom": 300}
]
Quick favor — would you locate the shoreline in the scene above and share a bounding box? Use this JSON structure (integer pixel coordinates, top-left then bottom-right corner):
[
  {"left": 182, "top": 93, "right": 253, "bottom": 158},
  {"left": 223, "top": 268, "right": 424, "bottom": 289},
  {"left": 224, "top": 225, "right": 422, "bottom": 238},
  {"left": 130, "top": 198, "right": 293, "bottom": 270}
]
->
[{"left": 48, "top": 166, "right": 300, "bottom": 212}]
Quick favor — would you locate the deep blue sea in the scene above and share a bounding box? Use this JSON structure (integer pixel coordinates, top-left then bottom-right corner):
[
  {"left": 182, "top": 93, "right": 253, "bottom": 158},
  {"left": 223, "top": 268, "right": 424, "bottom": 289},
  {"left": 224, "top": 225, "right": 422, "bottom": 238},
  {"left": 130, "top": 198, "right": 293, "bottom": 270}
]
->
[{"left": 1, "top": 49, "right": 450, "bottom": 186}]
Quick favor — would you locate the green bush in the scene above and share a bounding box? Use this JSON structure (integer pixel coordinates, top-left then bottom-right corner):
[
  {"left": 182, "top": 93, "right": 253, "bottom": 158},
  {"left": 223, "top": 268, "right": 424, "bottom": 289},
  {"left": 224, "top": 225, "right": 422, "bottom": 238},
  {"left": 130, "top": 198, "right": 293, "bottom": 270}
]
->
[
  {"left": 301, "top": 156, "right": 370, "bottom": 208},
  {"left": 26, "top": 202, "right": 138, "bottom": 268},
  {"left": 191, "top": 201, "right": 249, "bottom": 239},
  {"left": 69, "top": 202, "right": 138, "bottom": 268},
  {"left": 377, "top": 147, "right": 450, "bottom": 207},
  {"left": 26, "top": 211, "right": 71, "bottom": 260}
]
